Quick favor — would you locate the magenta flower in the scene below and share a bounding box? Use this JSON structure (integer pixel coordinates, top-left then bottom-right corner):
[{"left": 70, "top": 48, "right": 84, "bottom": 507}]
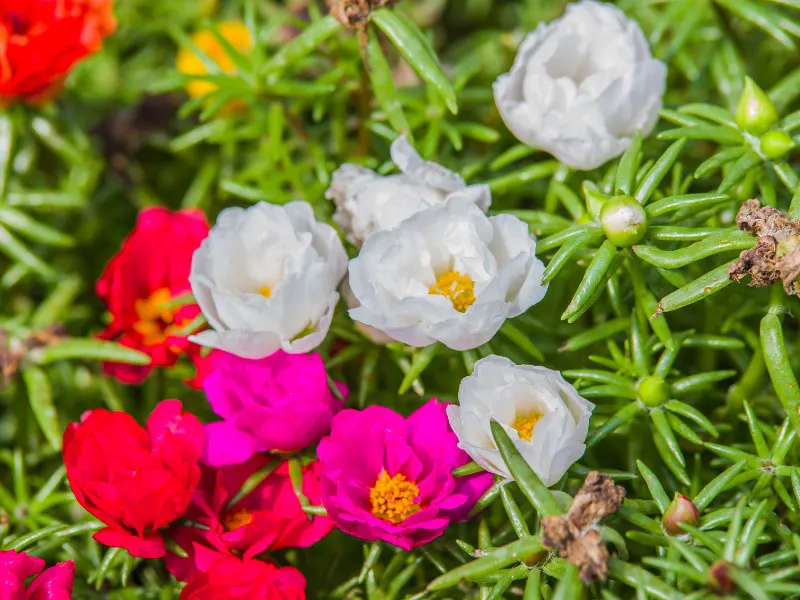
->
[
  {"left": 317, "top": 399, "right": 494, "bottom": 550},
  {"left": 0, "top": 550, "right": 74, "bottom": 599},
  {"left": 202, "top": 351, "right": 347, "bottom": 466}
]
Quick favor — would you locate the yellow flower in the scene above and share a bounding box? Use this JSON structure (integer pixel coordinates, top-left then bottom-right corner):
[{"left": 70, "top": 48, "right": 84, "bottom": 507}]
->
[{"left": 176, "top": 21, "right": 252, "bottom": 99}]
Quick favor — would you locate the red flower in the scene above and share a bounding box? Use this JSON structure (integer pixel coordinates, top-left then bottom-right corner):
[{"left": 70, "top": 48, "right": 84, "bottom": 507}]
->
[
  {"left": 0, "top": 0, "right": 116, "bottom": 104},
  {"left": 180, "top": 553, "right": 305, "bottom": 600},
  {"left": 63, "top": 400, "right": 204, "bottom": 559},
  {"left": 0, "top": 550, "right": 74, "bottom": 599},
  {"left": 97, "top": 207, "right": 214, "bottom": 387},
  {"left": 166, "top": 457, "right": 332, "bottom": 582}
]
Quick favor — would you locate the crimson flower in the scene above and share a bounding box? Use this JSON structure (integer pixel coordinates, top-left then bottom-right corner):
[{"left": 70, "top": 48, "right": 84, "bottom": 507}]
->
[
  {"left": 166, "top": 457, "right": 332, "bottom": 582},
  {"left": 0, "top": 0, "right": 116, "bottom": 103},
  {"left": 63, "top": 400, "right": 204, "bottom": 558},
  {"left": 97, "top": 207, "right": 213, "bottom": 387},
  {"left": 179, "top": 553, "right": 305, "bottom": 600},
  {"left": 0, "top": 550, "right": 74, "bottom": 599}
]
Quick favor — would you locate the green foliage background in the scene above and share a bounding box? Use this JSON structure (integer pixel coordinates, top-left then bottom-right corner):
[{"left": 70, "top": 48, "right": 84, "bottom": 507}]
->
[{"left": 3, "top": 0, "right": 800, "bottom": 597}]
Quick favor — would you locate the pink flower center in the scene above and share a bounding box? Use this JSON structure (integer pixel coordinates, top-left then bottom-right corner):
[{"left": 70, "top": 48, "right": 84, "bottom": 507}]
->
[
  {"left": 369, "top": 470, "right": 421, "bottom": 524},
  {"left": 222, "top": 508, "right": 254, "bottom": 531},
  {"left": 133, "top": 287, "right": 183, "bottom": 346}
]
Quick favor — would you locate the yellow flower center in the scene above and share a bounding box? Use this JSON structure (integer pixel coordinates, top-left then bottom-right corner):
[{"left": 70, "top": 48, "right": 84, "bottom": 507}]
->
[
  {"left": 258, "top": 285, "right": 272, "bottom": 298},
  {"left": 369, "top": 470, "right": 421, "bottom": 524},
  {"left": 175, "top": 21, "right": 253, "bottom": 99},
  {"left": 132, "top": 287, "right": 182, "bottom": 346},
  {"left": 222, "top": 508, "right": 254, "bottom": 531},
  {"left": 428, "top": 270, "right": 476, "bottom": 313},
  {"left": 512, "top": 412, "right": 544, "bottom": 442}
]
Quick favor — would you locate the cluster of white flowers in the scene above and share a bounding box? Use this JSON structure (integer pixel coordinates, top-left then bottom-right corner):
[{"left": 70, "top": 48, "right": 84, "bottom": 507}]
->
[{"left": 188, "top": 0, "right": 660, "bottom": 485}]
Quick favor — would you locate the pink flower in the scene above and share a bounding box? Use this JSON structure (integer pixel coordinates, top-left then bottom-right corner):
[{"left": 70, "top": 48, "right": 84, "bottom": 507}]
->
[
  {"left": 0, "top": 549, "right": 74, "bottom": 599},
  {"left": 165, "top": 456, "right": 332, "bottom": 582},
  {"left": 202, "top": 351, "right": 346, "bottom": 466},
  {"left": 317, "top": 400, "right": 494, "bottom": 551},
  {"left": 179, "top": 552, "right": 306, "bottom": 600}
]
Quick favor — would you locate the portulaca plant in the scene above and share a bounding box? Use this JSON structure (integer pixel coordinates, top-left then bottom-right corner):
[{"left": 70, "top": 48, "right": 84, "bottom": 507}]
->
[{"left": 4, "top": 0, "right": 800, "bottom": 598}]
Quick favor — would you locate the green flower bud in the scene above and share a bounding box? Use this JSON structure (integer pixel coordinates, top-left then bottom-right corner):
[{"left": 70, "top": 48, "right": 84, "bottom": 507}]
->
[
  {"left": 638, "top": 376, "right": 669, "bottom": 408},
  {"left": 707, "top": 560, "right": 735, "bottom": 596},
  {"left": 760, "top": 130, "right": 795, "bottom": 160},
  {"left": 583, "top": 180, "right": 610, "bottom": 221},
  {"left": 600, "top": 196, "right": 647, "bottom": 247},
  {"left": 662, "top": 493, "right": 699, "bottom": 536},
  {"left": 736, "top": 77, "right": 779, "bottom": 135}
]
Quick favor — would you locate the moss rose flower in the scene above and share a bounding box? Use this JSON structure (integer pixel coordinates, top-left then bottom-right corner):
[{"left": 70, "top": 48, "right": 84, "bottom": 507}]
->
[
  {"left": 448, "top": 355, "right": 594, "bottom": 486},
  {"left": 0, "top": 0, "right": 116, "bottom": 103},
  {"left": 317, "top": 400, "right": 493, "bottom": 551},
  {"left": 347, "top": 199, "right": 548, "bottom": 350},
  {"left": 63, "top": 400, "right": 204, "bottom": 558},
  {"left": 166, "top": 457, "right": 332, "bottom": 582},
  {"left": 96, "top": 207, "right": 213, "bottom": 387},
  {"left": 0, "top": 550, "right": 74, "bottom": 599},
  {"left": 493, "top": 0, "right": 666, "bottom": 170},
  {"left": 201, "top": 351, "right": 346, "bottom": 466}
]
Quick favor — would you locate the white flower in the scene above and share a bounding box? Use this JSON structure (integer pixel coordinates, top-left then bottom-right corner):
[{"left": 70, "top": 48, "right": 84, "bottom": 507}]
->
[
  {"left": 189, "top": 201, "right": 347, "bottom": 359},
  {"left": 347, "top": 200, "right": 547, "bottom": 351},
  {"left": 493, "top": 0, "right": 667, "bottom": 171},
  {"left": 326, "top": 135, "right": 491, "bottom": 247},
  {"left": 447, "top": 355, "right": 594, "bottom": 486}
]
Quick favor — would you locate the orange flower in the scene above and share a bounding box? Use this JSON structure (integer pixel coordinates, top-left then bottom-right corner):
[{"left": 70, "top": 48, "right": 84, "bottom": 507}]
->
[
  {"left": 0, "top": 0, "right": 116, "bottom": 104},
  {"left": 176, "top": 22, "right": 252, "bottom": 99}
]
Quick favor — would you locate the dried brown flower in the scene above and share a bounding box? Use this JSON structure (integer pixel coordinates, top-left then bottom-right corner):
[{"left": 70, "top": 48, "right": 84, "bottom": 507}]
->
[
  {"left": 541, "top": 472, "right": 626, "bottom": 584},
  {"left": 728, "top": 199, "right": 800, "bottom": 296},
  {"left": 327, "top": 0, "right": 398, "bottom": 30}
]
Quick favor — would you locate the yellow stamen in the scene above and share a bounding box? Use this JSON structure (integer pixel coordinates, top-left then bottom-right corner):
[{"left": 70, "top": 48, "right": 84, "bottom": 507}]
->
[
  {"left": 428, "top": 270, "right": 476, "bottom": 313},
  {"left": 512, "top": 412, "right": 544, "bottom": 442},
  {"left": 369, "top": 470, "right": 421, "bottom": 524},
  {"left": 222, "top": 508, "right": 253, "bottom": 531},
  {"left": 132, "top": 287, "right": 181, "bottom": 346},
  {"left": 258, "top": 285, "right": 272, "bottom": 298}
]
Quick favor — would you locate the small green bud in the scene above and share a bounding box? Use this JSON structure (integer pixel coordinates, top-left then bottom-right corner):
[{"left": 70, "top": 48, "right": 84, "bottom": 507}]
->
[
  {"left": 760, "top": 130, "right": 795, "bottom": 160},
  {"left": 707, "top": 560, "right": 735, "bottom": 596},
  {"left": 583, "top": 180, "right": 610, "bottom": 221},
  {"left": 600, "top": 196, "right": 647, "bottom": 247},
  {"left": 736, "top": 77, "right": 779, "bottom": 135},
  {"left": 638, "top": 376, "right": 669, "bottom": 408},
  {"left": 662, "top": 493, "right": 699, "bottom": 536}
]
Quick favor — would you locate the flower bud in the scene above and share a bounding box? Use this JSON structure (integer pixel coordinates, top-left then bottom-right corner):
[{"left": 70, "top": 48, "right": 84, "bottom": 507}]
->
[
  {"left": 662, "top": 493, "right": 699, "bottom": 535},
  {"left": 760, "top": 130, "right": 795, "bottom": 160},
  {"left": 707, "top": 560, "right": 735, "bottom": 595},
  {"left": 600, "top": 196, "right": 647, "bottom": 247},
  {"left": 637, "top": 376, "right": 669, "bottom": 408},
  {"left": 736, "top": 77, "right": 779, "bottom": 135}
]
